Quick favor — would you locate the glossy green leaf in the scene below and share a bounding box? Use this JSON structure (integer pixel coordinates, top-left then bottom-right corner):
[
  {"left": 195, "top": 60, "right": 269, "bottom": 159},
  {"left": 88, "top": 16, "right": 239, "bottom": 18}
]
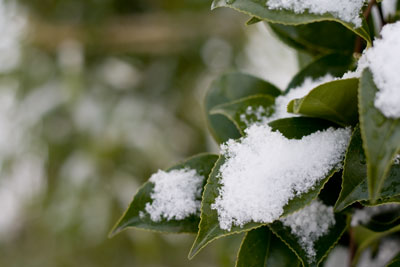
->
[
  {"left": 268, "top": 21, "right": 356, "bottom": 56},
  {"left": 269, "top": 212, "right": 349, "bottom": 267},
  {"left": 189, "top": 117, "right": 341, "bottom": 259},
  {"left": 236, "top": 226, "right": 300, "bottom": 267},
  {"left": 109, "top": 153, "right": 219, "bottom": 237},
  {"left": 285, "top": 53, "right": 354, "bottom": 93},
  {"left": 335, "top": 127, "right": 400, "bottom": 212},
  {"left": 205, "top": 72, "right": 281, "bottom": 144},
  {"left": 212, "top": 0, "right": 372, "bottom": 46},
  {"left": 210, "top": 94, "right": 275, "bottom": 134},
  {"left": 287, "top": 78, "right": 359, "bottom": 126},
  {"left": 359, "top": 68, "right": 400, "bottom": 202}
]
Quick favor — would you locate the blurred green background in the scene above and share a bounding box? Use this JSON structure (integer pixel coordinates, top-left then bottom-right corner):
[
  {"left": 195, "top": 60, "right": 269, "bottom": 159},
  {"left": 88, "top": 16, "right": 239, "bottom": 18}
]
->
[{"left": 0, "top": 0, "right": 298, "bottom": 266}]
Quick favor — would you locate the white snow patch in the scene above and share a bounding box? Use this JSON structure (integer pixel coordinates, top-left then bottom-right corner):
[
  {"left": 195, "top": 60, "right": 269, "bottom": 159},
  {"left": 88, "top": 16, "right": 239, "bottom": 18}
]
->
[
  {"left": 281, "top": 200, "right": 336, "bottom": 262},
  {"left": 266, "top": 0, "right": 366, "bottom": 27},
  {"left": 343, "top": 22, "right": 400, "bottom": 118},
  {"left": 240, "top": 105, "right": 272, "bottom": 128},
  {"left": 211, "top": 124, "right": 351, "bottom": 231},
  {"left": 351, "top": 203, "right": 400, "bottom": 227},
  {"left": 144, "top": 168, "right": 204, "bottom": 222}
]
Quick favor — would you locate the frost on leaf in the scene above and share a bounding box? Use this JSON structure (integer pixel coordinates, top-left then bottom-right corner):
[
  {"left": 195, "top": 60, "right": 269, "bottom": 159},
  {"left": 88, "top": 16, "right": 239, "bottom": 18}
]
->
[
  {"left": 281, "top": 200, "right": 336, "bottom": 262},
  {"left": 211, "top": 124, "right": 351, "bottom": 231},
  {"left": 143, "top": 168, "right": 204, "bottom": 222},
  {"left": 266, "top": 0, "right": 366, "bottom": 27}
]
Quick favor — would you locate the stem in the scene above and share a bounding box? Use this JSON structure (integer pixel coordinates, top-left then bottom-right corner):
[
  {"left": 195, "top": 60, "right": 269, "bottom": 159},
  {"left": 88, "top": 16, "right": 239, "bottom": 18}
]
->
[
  {"left": 348, "top": 227, "right": 356, "bottom": 267},
  {"left": 354, "top": 0, "right": 377, "bottom": 54}
]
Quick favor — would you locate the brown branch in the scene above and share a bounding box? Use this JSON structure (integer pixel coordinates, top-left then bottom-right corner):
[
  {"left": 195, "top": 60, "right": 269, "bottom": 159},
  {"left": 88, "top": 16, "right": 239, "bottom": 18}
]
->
[{"left": 354, "top": 0, "right": 377, "bottom": 54}]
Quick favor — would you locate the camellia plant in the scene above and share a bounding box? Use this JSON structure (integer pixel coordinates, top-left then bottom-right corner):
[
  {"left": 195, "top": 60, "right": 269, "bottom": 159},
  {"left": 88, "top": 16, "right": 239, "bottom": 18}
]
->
[{"left": 110, "top": 0, "right": 400, "bottom": 266}]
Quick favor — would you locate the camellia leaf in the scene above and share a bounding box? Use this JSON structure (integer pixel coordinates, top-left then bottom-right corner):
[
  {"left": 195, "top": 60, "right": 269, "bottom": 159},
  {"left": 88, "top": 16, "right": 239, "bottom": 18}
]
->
[
  {"left": 269, "top": 212, "right": 349, "bottom": 267},
  {"left": 109, "top": 153, "right": 219, "bottom": 237},
  {"left": 359, "top": 68, "right": 400, "bottom": 202},
  {"left": 287, "top": 78, "right": 359, "bottom": 127},
  {"left": 211, "top": 0, "right": 372, "bottom": 46},
  {"left": 285, "top": 53, "right": 354, "bottom": 93},
  {"left": 387, "top": 252, "right": 400, "bottom": 267},
  {"left": 205, "top": 72, "right": 281, "bottom": 144},
  {"left": 189, "top": 117, "right": 341, "bottom": 259},
  {"left": 361, "top": 207, "right": 400, "bottom": 232},
  {"left": 335, "top": 127, "right": 400, "bottom": 212},
  {"left": 268, "top": 21, "right": 356, "bottom": 56},
  {"left": 236, "top": 226, "right": 300, "bottom": 267},
  {"left": 210, "top": 94, "right": 276, "bottom": 134}
]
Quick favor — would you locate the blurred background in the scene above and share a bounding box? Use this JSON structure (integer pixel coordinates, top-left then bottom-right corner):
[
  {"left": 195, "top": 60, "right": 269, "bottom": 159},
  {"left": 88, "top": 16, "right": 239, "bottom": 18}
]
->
[{"left": 0, "top": 0, "right": 298, "bottom": 266}]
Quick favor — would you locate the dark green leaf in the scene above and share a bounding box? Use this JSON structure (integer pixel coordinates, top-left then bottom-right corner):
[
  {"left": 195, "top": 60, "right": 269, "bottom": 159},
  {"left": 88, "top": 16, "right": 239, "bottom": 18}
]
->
[
  {"left": 109, "top": 153, "right": 219, "bottom": 236},
  {"left": 285, "top": 53, "right": 354, "bottom": 93},
  {"left": 287, "top": 78, "right": 359, "bottom": 126},
  {"left": 212, "top": 0, "right": 372, "bottom": 45},
  {"left": 210, "top": 94, "right": 276, "bottom": 134},
  {"left": 189, "top": 118, "right": 341, "bottom": 259},
  {"left": 236, "top": 226, "right": 300, "bottom": 267},
  {"left": 362, "top": 207, "right": 400, "bottom": 232},
  {"left": 388, "top": 252, "right": 400, "bottom": 267},
  {"left": 269, "top": 212, "right": 349, "bottom": 267},
  {"left": 359, "top": 68, "right": 400, "bottom": 202},
  {"left": 268, "top": 21, "right": 356, "bottom": 56},
  {"left": 205, "top": 72, "right": 281, "bottom": 144},
  {"left": 335, "top": 127, "right": 400, "bottom": 212}
]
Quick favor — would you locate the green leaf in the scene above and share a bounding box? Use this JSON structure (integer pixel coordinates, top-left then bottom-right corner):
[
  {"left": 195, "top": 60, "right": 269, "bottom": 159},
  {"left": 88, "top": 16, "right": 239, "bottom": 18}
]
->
[
  {"left": 211, "top": 0, "right": 372, "bottom": 46},
  {"left": 189, "top": 117, "right": 341, "bottom": 259},
  {"left": 362, "top": 207, "right": 400, "bottom": 232},
  {"left": 388, "top": 252, "right": 400, "bottom": 267},
  {"left": 285, "top": 53, "right": 354, "bottom": 93},
  {"left": 268, "top": 21, "right": 356, "bottom": 56},
  {"left": 236, "top": 226, "right": 300, "bottom": 267},
  {"left": 210, "top": 94, "right": 276, "bottom": 134},
  {"left": 359, "top": 68, "right": 400, "bottom": 202},
  {"left": 287, "top": 78, "right": 359, "bottom": 126},
  {"left": 269, "top": 212, "right": 349, "bottom": 267},
  {"left": 205, "top": 72, "right": 281, "bottom": 144},
  {"left": 335, "top": 127, "right": 400, "bottom": 212},
  {"left": 109, "top": 153, "right": 219, "bottom": 237}
]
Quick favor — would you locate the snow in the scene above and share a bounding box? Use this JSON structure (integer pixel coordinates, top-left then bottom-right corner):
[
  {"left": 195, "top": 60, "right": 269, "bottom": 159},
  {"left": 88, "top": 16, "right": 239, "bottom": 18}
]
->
[
  {"left": 211, "top": 124, "right": 351, "bottom": 231},
  {"left": 343, "top": 22, "right": 400, "bottom": 118},
  {"left": 266, "top": 0, "right": 366, "bottom": 27},
  {"left": 281, "top": 200, "right": 336, "bottom": 262},
  {"left": 143, "top": 168, "right": 204, "bottom": 222},
  {"left": 240, "top": 105, "right": 272, "bottom": 128},
  {"left": 351, "top": 203, "right": 400, "bottom": 227}
]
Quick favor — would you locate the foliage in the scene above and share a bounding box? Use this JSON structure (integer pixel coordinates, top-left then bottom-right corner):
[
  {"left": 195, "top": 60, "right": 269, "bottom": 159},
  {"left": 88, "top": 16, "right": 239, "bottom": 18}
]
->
[{"left": 112, "top": 1, "right": 400, "bottom": 266}]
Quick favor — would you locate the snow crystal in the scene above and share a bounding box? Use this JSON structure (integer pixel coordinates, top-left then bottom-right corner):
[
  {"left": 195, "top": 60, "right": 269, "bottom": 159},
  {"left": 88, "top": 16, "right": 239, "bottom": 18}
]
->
[
  {"left": 211, "top": 124, "right": 351, "bottom": 230},
  {"left": 281, "top": 200, "right": 336, "bottom": 262},
  {"left": 240, "top": 105, "right": 272, "bottom": 128},
  {"left": 344, "top": 22, "right": 400, "bottom": 118},
  {"left": 266, "top": 0, "right": 366, "bottom": 27},
  {"left": 144, "top": 168, "right": 204, "bottom": 222},
  {"left": 351, "top": 203, "right": 400, "bottom": 227},
  {"left": 270, "top": 74, "right": 334, "bottom": 122}
]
